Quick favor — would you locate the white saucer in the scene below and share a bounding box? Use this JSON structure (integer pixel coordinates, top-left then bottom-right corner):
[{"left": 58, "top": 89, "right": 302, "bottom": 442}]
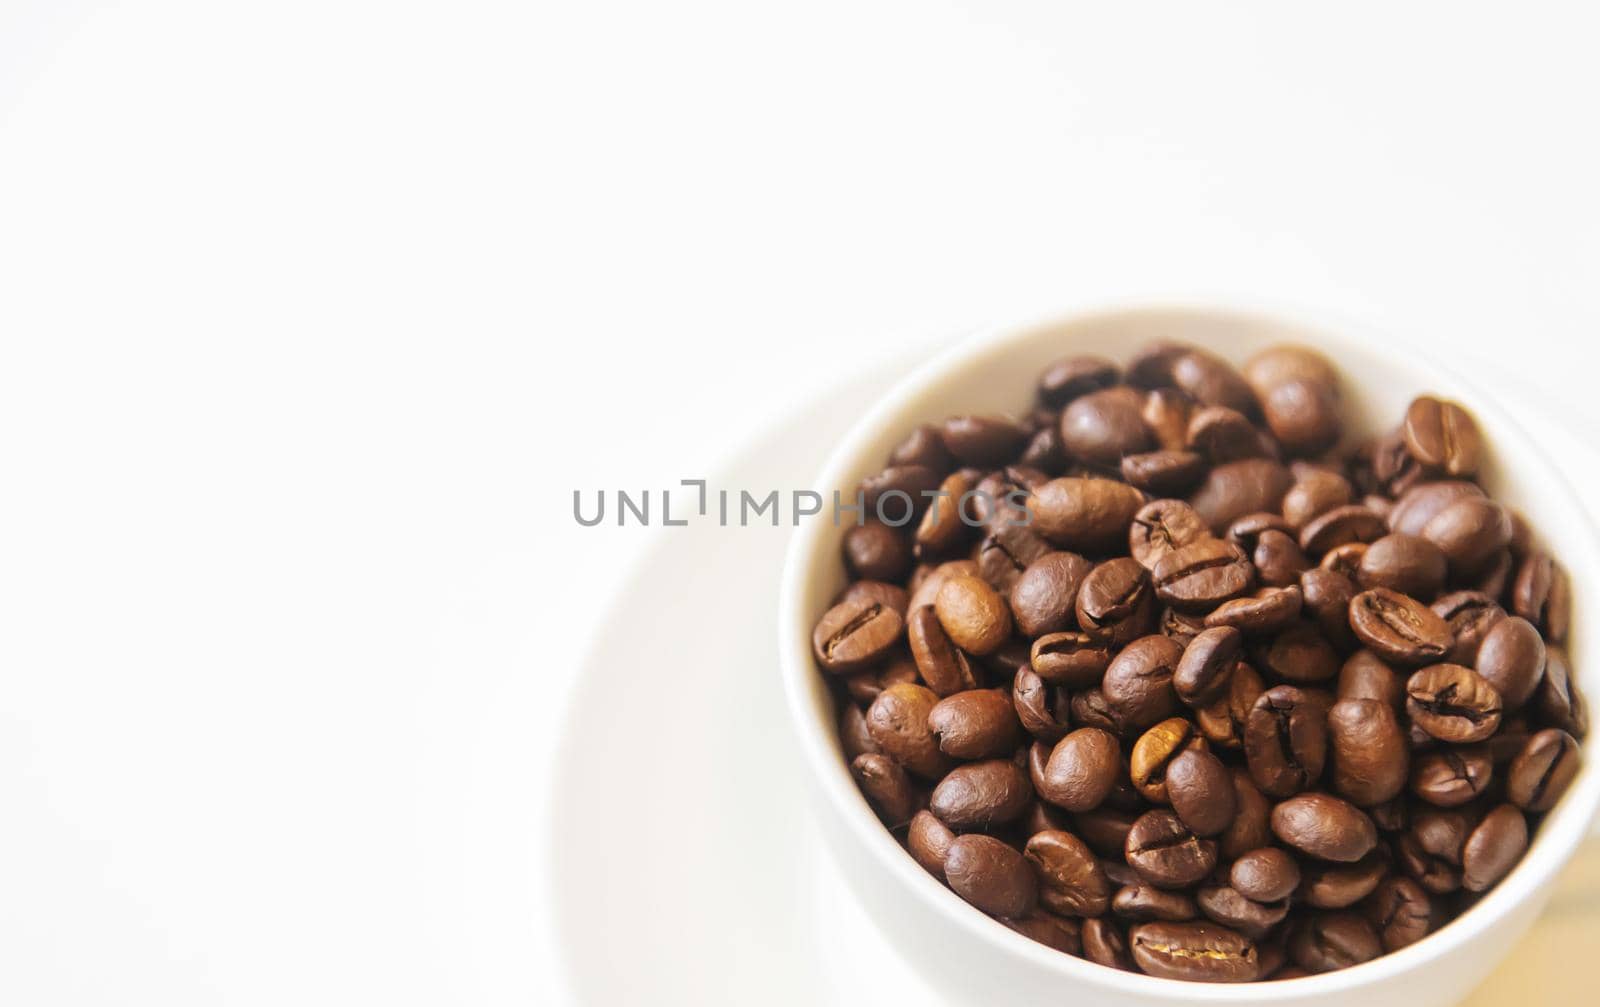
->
[{"left": 544, "top": 349, "right": 1600, "bottom": 1005}]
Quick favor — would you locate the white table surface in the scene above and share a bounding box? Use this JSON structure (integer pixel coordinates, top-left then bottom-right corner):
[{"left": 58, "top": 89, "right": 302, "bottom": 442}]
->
[{"left": 2, "top": 2, "right": 1599, "bottom": 1003}]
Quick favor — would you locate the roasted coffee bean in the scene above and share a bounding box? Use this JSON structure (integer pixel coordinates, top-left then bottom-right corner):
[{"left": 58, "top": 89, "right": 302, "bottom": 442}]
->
[
  {"left": 1245, "top": 685, "right": 1328, "bottom": 797},
  {"left": 850, "top": 753, "right": 918, "bottom": 826},
  {"left": 859, "top": 464, "right": 943, "bottom": 525},
  {"left": 1175, "top": 627, "right": 1243, "bottom": 705},
  {"left": 1188, "top": 406, "right": 1265, "bottom": 462},
  {"left": 931, "top": 759, "right": 1033, "bottom": 830},
  {"left": 944, "top": 834, "right": 1038, "bottom": 917},
  {"left": 910, "top": 558, "right": 981, "bottom": 611},
  {"left": 1121, "top": 450, "right": 1207, "bottom": 495},
  {"left": 1030, "top": 630, "right": 1113, "bottom": 687},
  {"left": 1167, "top": 749, "right": 1236, "bottom": 836},
  {"left": 1102, "top": 635, "right": 1185, "bottom": 729},
  {"left": 1040, "top": 727, "right": 1122, "bottom": 812},
  {"left": 1038, "top": 355, "right": 1119, "bottom": 408},
  {"left": 1221, "top": 769, "right": 1274, "bottom": 860},
  {"left": 1508, "top": 728, "right": 1581, "bottom": 812},
  {"left": 1153, "top": 538, "right": 1255, "bottom": 612},
  {"left": 1403, "top": 396, "right": 1482, "bottom": 477},
  {"left": 1474, "top": 616, "right": 1546, "bottom": 711},
  {"left": 1271, "top": 793, "right": 1377, "bottom": 862},
  {"left": 1536, "top": 646, "right": 1588, "bottom": 739},
  {"left": 1260, "top": 379, "right": 1341, "bottom": 458},
  {"left": 976, "top": 525, "right": 1053, "bottom": 598},
  {"left": 1026, "top": 830, "right": 1112, "bottom": 917},
  {"left": 1074, "top": 806, "right": 1140, "bottom": 859},
  {"left": 1028, "top": 476, "right": 1147, "bottom": 555},
  {"left": 842, "top": 653, "right": 920, "bottom": 707},
  {"left": 1357, "top": 533, "right": 1447, "bottom": 599},
  {"left": 1411, "top": 807, "right": 1470, "bottom": 867},
  {"left": 1349, "top": 588, "right": 1452, "bottom": 666},
  {"left": 1082, "top": 917, "right": 1133, "bottom": 970},
  {"left": 1113, "top": 884, "right": 1198, "bottom": 922},
  {"left": 1320, "top": 542, "right": 1368, "bottom": 578},
  {"left": 1021, "top": 424, "right": 1070, "bottom": 475},
  {"left": 889, "top": 423, "right": 955, "bottom": 473},
  {"left": 1300, "top": 505, "right": 1388, "bottom": 557},
  {"left": 907, "top": 809, "right": 955, "bottom": 875},
  {"left": 1070, "top": 688, "right": 1127, "bottom": 735},
  {"left": 1196, "top": 885, "right": 1289, "bottom": 939},
  {"left": 1282, "top": 470, "right": 1354, "bottom": 529},
  {"left": 1422, "top": 498, "right": 1513, "bottom": 575},
  {"left": 1364, "top": 876, "right": 1431, "bottom": 951},
  {"left": 1244, "top": 344, "right": 1339, "bottom": 398},
  {"left": 1057, "top": 386, "right": 1153, "bottom": 468},
  {"left": 835, "top": 578, "right": 911, "bottom": 620},
  {"left": 813, "top": 595, "right": 905, "bottom": 673},
  {"left": 1126, "top": 810, "right": 1219, "bottom": 888},
  {"left": 1338, "top": 650, "right": 1403, "bottom": 709},
  {"left": 914, "top": 471, "right": 978, "bottom": 558},
  {"left": 1388, "top": 480, "right": 1485, "bottom": 537},
  {"left": 1130, "top": 718, "right": 1206, "bottom": 802},
  {"left": 1462, "top": 804, "right": 1528, "bottom": 892},
  {"left": 1432, "top": 590, "right": 1506, "bottom": 665},
  {"left": 1396, "top": 830, "right": 1460, "bottom": 895},
  {"left": 1160, "top": 606, "right": 1210, "bottom": 647},
  {"left": 1290, "top": 912, "right": 1380, "bottom": 973},
  {"left": 1129, "top": 499, "right": 1211, "bottom": 571},
  {"left": 907, "top": 605, "right": 980, "bottom": 696},
  {"left": 1406, "top": 664, "right": 1503, "bottom": 743},
  {"left": 1002, "top": 910, "right": 1084, "bottom": 954},
  {"left": 1300, "top": 568, "right": 1358, "bottom": 651},
  {"left": 1012, "top": 668, "right": 1071, "bottom": 743},
  {"left": 935, "top": 575, "right": 1012, "bottom": 656},
  {"left": 1410, "top": 745, "right": 1493, "bottom": 807},
  {"left": 1300, "top": 854, "right": 1387, "bottom": 909},
  {"left": 1169, "top": 349, "right": 1258, "bottom": 414},
  {"left": 1205, "top": 586, "right": 1302, "bottom": 636},
  {"left": 928, "top": 689, "right": 1023, "bottom": 759},
  {"left": 1009, "top": 551, "right": 1093, "bottom": 637},
  {"left": 1254, "top": 621, "right": 1340, "bottom": 683},
  {"left": 1231, "top": 848, "right": 1301, "bottom": 903},
  {"left": 1142, "top": 387, "right": 1193, "bottom": 452},
  {"left": 1328, "top": 699, "right": 1409, "bottom": 807},
  {"left": 1513, "top": 552, "right": 1571, "bottom": 643},
  {"left": 940, "top": 415, "right": 1026, "bottom": 467},
  {"left": 839, "top": 703, "right": 880, "bottom": 760},
  {"left": 1189, "top": 458, "right": 1292, "bottom": 535},
  {"left": 1129, "top": 921, "right": 1259, "bottom": 982},
  {"left": 865, "top": 683, "right": 952, "bottom": 779},
  {"left": 1197, "top": 662, "right": 1264, "bottom": 750},
  {"left": 843, "top": 522, "right": 915, "bottom": 582}
]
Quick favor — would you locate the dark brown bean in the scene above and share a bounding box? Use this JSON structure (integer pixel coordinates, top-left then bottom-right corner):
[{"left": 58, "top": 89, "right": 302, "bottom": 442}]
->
[
  {"left": 1388, "top": 480, "right": 1484, "bottom": 537},
  {"left": 941, "top": 415, "right": 1027, "bottom": 467},
  {"left": 1082, "top": 917, "right": 1133, "bottom": 970},
  {"left": 1327, "top": 698, "right": 1409, "bottom": 807},
  {"left": 1189, "top": 459, "right": 1292, "bottom": 535},
  {"left": 928, "top": 689, "right": 1023, "bottom": 759},
  {"left": 1009, "top": 551, "right": 1093, "bottom": 638},
  {"left": 1205, "top": 586, "right": 1303, "bottom": 636},
  {"left": 1102, "top": 634, "right": 1185, "bottom": 729},
  {"left": 1197, "top": 885, "right": 1289, "bottom": 939},
  {"left": 1075, "top": 558, "right": 1157, "bottom": 646},
  {"left": 1536, "top": 646, "right": 1588, "bottom": 739},
  {"left": 1300, "top": 567, "right": 1358, "bottom": 652},
  {"left": 1113, "top": 884, "right": 1199, "bottom": 922},
  {"left": 850, "top": 753, "right": 918, "bottom": 826},
  {"left": 1012, "top": 668, "right": 1071, "bottom": 743},
  {"left": 1338, "top": 650, "right": 1403, "bottom": 710},
  {"left": 1357, "top": 533, "right": 1448, "bottom": 599},
  {"left": 1153, "top": 538, "right": 1256, "bottom": 612},
  {"left": 931, "top": 759, "right": 1033, "bottom": 830},
  {"left": 1129, "top": 499, "right": 1211, "bottom": 571},
  {"left": 1474, "top": 616, "right": 1546, "bottom": 712},
  {"left": 906, "top": 605, "right": 979, "bottom": 696},
  {"left": 1282, "top": 470, "right": 1354, "bottom": 529},
  {"left": 1029, "top": 630, "right": 1112, "bottom": 687},
  {"left": 1300, "top": 505, "right": 1388, "bottom": 557},
  {"left": 1174, "top": 627, "right": 1243, "bottom": 705},
  {"left": 1121, "top": 450, "right": 1207, "bottom": 495},
  {"left": 1403, "top": 396, "right": 1482, "bottom": 477},
  {"left": 1168, "top": 749, "right": 1236, "bottom": 836},
  {"left": 944, "top": 834, "right": 1038, "bottom": 917},
  {"left": 1290, "top": 912, "right": 1380, "bottom": 973},
  {"left": 1409, "top": 746, "right": 1493, "bottom": 807},
  {"left": 1026, "top": 830, "right": 1112, "bottom": 917},
  {"left": 1254, "top": 620, "right": 1340, "bottom": 683},
  {"left": 1059, "top": 387, "right": 1153, "bottom": 468},
  {"left": 1433, "top": 590, "right": 1506, "bottom": 666},
  {"left": 1221, "top": 769, "right": 1274, "bottom": 860},
  {"left": 1422, "top": 498, "right": 1513, "bottom": 575},
  {"left": 1364, "top": 876, "right": 1431, "bottom": 951},
  {"left": 1300, "top": 854, "right": 1387, "bottom": 909},
  {"left": 1231, "top": 848, "right": 1301, "bottom": 903},
  {"left": 1129, "top": 921, "right": 1259, "bottom": 982},
  {"left": 1348, "top": 588, "right": 1452, "bottom": 666},
  {"left": 1461, "top": 804, "right": 1528, "bottom": 892},
  {"left": 1003, "top": 910, "right": 1084, "bottom": 954},
  {"left": 813, "top": 595, "right": 905, "bottom": 673},
  {"left": 1040, "top": 727, "right": 1122, "bottom": 812},
  {"left": 907, "top": 809, "right": 955, "bottom": 875},
  {"left": 1507, "top": 728, "right": 1581, "bottom": 812},
  {"left": 1406, "top": 664, "right": 1503, "bottom": 743},
  {"left": 1126, "top": 810, "right": 1218, "bottom": 888},
  {"left": 1244, "top": 685, "right": 1328, "bottom": 798},
  {"left": 934, "top": 574, "right": 1012, "bottom": 657},
  {"left": 1129, "top": 717, "right": 1206, "bottom": 803},
  {"left": 865, "top": 682, "right": 951, "bottom": 779},
  {"left": 1039, "top": 355, "right": 1119, "bottom": 407},
  {"left": 1271, "top": 793, "right": 1377, "bottom": 862}
]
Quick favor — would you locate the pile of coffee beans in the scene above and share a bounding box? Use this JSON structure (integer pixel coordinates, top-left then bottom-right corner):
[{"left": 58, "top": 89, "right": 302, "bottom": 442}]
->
[{"left": 814, "top": 340, "right": 1586, "bottom": 983}]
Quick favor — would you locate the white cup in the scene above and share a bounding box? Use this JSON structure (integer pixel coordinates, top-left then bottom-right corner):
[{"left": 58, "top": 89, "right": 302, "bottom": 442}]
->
[{"left": 779, "top": 302, "right": 1599, "bottom": 1006}]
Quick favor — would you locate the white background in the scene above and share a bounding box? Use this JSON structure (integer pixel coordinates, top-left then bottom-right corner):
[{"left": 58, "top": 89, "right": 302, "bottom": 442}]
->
[{"left": 2, "top": 1, "right": 1599, "bottom": 1003}]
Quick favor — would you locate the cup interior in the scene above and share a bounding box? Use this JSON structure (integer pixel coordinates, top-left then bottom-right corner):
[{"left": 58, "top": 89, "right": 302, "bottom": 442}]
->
[{"left": 778, "top": 303, "right": 1600, "bottom": 1000}]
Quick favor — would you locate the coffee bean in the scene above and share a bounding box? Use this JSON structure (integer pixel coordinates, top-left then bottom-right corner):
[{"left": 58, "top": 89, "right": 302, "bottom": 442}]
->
[
  {"left": 1327, "top": 698, "right": 1409, "bottom": 807},
  {"left": 1283, "top": 470, "right": 1355, "bottom": 528},
  {"left": 1028, "top": 477, "right": 1148, "bottom": 556},
  {"left": 1338, "top": 650, "right": 1403, "bottom": 709},
  {"left": 1026, "top": 830, "right": 1112, "bottom": 917},
  {"left": 1300, "top": 567, "right": 1358, "bottom": 651},
  {"left": 1003, "top": 911, "right": 1084, "bottom": 954},
  {"left": 1271, "top": 793, "right": 1377, "bottom": 862},
  {"left": 1171, "top": 349, "right": 1258, "bottom": 414},
  {"left": 1348, "top": 588, "right": 1452, "bottom": 665},
  {"left": 1129, "top": 921, "right": 1259, "bottom": 982},
  {"left": 1138, "top": 387, "right": 1191, "bottom": 451},
  {"left": 1070, "top": 688, "right": 1128, "bottom": 736},
  {"left": 1514, "top": 552, "right": 1571, "bottom": 643},
  {"left": 1102, "top": 635, "right": 1185, "bottom": 729},
  {"left": 850, "top": 753, "right": 918, "bottom": 826},
  {"left": 1030, "top": 630, "right": 1113, "bottom": 687},
  {"left": 931, "top": 758, "right": 1033, "bottom": 830},
  {"left": 1244, "top": 344, "right": 1339, "bottom": 397},
  {"left": 909, "top": 558, "right": 980, "bottom": 611},
  {"left": 1387, "top": 480, "right": 1484, "bottom": 537},
  {"left": 1536, "top": 646, "right": 1588, "bottom": 739},
  {"left": 1364, "top": 876, "right": 1431, "bottom": 951},
  {"left": 1300, "top": 854, "right": 1387, "bottom": 909},
  {"left": 813, "top": 595, "right": 905, "bottom": 673},
  {"left": 1196, "top": 885, "right": 1289, "bottom": 939},
  {"left": 1508, "top": 728, "right": 1581, "bottom": 812},
  {"left": 1409, "top": 745, "right": 1493, "bottom": 807},
  {"left": 1461, "top": 804, "right": 1528, "bottom": 892},
  {"left": 1403, "top": 396, "right": 1482, "bottom": 477},
  {"left": 1175, "top": 627, "right": 1243, "bottom": 705},
  {"left": 889, "top": 423, "right": 955, "bottom": 473},
  {"left": 839, "top": 703, "right": 880, "bottom": 760},
  {"left": 928, "top": 689, "right": 1023, "bottom": 759},
  {"left": 1300, "top": 505, "right": 1388, "bottom": 557},
  {"left": 1121, "top": 450, "right": 1206, "bottom": 495},
  {"left": 1221, "top": 769, "right": 1274, "bottom": 860},
  {"left": 1189, "top": 458, "right": 1292, "bottom": 535},
  {"left": 1245, "top": 685, "right": 1328, "bottom": 797},
  {"left": 1129, "top": 499, "right": 1210, "bottom": 571},
  {"left": 1160, "top": 606, "right": 1210, "bottom": 647},
  {"left": 1290, "top": 912, "right": 1380, "bottom": 973},
  {"left": 1038, "top": 355, "right": 1119, "bottom": 408},
  {"left": 1060, "top": 387, "right": 1153, "bottom": 468},
  {"left": 843, "top": 522, "right": 915, "bottom": 582},
  {"left": 1082, "top": 917, "right": 1133, "bottom": 970},
  {"left": 1205, "top": 586, "right": 1303, "bottom": 636},
  {"left": 1396, "top": 830, "right": 1461, "bottom": 895},
  {"left": 1129, "top": 718, "right": 1206, "bottom": 802},
  {"left": 1231, "top": 848, "right": 1301, "bottom": 903},
  {"left": 944, "top": 834, "right": 1038, "bottom": 917},
  {"left": 914, "top": 471, "right": 978, "bottom": 558},
  {"left": 1188, "top": 406, "right": 1265, "bottom": 462},
  {"left": 1432, "top": 590, "right": 1506, "bottom": 665},
  {"left": 941, "top": 415, "right": 1027, "bottom": 467},
  {"left": 1126, "top": 810, "right": 1219, "bottom": 888},
  {"left": 1040, "top": 727, "right": 1122, "bottom": 812},
  {"left": 1320, "top": 542, "right": 1368, "bottom": 578},
  {"left": 1009, "top": 551, "right": 1093, "bottom": 637},
  {"left": 1113, "top": 884, "right": 1199, "bottom": 922},
  {"left": 1261, "top": 379, "right": 1342, "bottom": 458},
  {"left": 1406, "top": 664, "right": 1503, "bottom": 743},
  {"left": 906, "top": 605, "right": 980, "bottom": 696},
  {"left": 1167, "top": 749, "right": 1236, "bottom": 836},
  {"left": 1153, "top": 538, "right": 1255, "bottom": 612},
  {"left": 935, "top": 575, "right": 1012, "bottom": 656},
  {"left": 907, "top": 810, "right": 955, "bottom": 875},
  {"left": 865, "top": 682, "right": 951, "bottom": 779},
  {"left": 1475, "top": 616, "right": 1546, "bottom": 711},
  {"left": 1422, "top": 498, "right": 1513, "bottom": 575},
  {"left": 1357, "top": 533, "right": 1448, "bottom": 599},
  {"left": 1254, "top": 620, "right": 1340, "bottom": 683},
  {"left": 1012, "top": 668, "right": 1072, "bottom": 743}
]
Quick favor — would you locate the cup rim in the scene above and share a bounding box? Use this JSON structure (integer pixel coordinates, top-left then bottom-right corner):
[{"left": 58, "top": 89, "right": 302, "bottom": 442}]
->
[{"left": 777, "top": 297, "right": 1600, "bottom": 1000}]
